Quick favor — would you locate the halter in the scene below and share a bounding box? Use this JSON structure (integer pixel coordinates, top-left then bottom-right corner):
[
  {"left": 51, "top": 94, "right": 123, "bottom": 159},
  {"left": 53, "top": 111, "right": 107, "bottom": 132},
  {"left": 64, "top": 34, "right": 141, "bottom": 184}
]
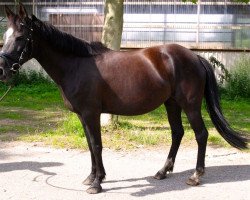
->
[{"left": 0, "top": 20, "right": 33, "bottom": 74}]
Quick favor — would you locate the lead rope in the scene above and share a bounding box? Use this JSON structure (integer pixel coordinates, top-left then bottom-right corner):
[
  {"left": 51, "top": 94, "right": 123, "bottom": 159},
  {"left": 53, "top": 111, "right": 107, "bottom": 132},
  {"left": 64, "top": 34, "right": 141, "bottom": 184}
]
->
[{"left": 0, "top": 85, "right": 12, "bottom": 102}]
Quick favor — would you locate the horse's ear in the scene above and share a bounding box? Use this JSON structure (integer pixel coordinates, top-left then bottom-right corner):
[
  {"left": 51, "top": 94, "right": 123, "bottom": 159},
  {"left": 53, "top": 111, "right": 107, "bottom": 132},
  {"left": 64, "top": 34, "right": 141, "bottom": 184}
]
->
[
  {"left": 19, "top": 2, "right": 28, "bottom": 19},
  {"left": 4, "top": 5, "right": 15, "bottom": 20},
  {"left": 31, "top": 14, "right": 38, "bottom": 21}
]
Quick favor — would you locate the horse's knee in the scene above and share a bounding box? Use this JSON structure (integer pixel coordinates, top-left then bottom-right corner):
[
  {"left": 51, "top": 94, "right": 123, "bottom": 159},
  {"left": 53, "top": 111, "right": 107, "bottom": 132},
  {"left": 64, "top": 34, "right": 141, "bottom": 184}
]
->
[{"left": 172, "top": 128, "right": 184, "bottom": 140}]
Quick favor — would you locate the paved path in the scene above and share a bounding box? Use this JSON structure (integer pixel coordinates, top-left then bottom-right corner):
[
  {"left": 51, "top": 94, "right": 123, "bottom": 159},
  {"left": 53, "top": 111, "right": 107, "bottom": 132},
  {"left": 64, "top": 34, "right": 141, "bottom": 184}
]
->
[{"left": 0, "top": 142, "right": 249, "bottom": 200}]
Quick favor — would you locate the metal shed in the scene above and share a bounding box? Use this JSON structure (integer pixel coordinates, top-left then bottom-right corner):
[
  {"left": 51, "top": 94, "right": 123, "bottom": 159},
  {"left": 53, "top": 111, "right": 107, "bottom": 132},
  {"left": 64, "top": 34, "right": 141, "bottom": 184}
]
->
[{"left": 0, "top": 0, "right": 250, "bottom": 68}]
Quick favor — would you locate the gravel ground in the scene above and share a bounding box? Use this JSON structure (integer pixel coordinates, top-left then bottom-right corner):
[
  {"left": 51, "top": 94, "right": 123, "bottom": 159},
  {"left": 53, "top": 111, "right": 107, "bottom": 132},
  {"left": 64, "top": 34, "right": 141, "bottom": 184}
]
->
[{"left": 0, "top": 141, "right": 249, "bottom": 200}]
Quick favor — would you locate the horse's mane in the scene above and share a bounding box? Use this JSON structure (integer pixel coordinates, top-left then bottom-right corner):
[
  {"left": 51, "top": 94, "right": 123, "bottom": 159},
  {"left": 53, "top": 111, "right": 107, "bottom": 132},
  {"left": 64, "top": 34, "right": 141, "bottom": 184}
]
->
[{"left": 32, "top": 16, "right": 110, "bottom": 57}]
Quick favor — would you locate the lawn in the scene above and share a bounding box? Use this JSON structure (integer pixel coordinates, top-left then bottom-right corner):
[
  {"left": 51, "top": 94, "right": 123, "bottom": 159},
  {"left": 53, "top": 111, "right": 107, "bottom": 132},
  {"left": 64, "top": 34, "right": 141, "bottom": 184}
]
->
[{"left": 0, "top": 82, "right": 249, "bottom": 150}]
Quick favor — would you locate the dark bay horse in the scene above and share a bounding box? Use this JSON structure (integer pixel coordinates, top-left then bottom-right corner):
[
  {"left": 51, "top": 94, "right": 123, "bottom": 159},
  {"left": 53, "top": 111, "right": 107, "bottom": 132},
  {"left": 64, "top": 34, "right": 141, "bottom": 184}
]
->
[{"left": 0, "top": 4, "right": 248, "bottom": 194}]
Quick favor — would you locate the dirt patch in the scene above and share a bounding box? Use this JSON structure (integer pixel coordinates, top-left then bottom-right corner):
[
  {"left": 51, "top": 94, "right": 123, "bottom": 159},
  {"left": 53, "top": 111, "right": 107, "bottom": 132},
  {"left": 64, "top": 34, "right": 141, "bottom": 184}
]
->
[
  {"left": 0, "top": 119, "right": 18, "bottom": 125},
  {"left": 0, "top": 107, "right": 65, "bottom": 141}
]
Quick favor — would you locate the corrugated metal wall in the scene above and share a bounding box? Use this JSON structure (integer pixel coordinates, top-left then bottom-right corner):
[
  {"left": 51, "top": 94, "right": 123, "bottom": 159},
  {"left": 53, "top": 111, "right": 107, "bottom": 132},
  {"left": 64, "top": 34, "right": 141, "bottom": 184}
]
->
[
  {"left": 122, "top": 0, "right": 250, "bottom": 49},
  {"left": 0, "top": 0, "right": 250, "bottom": 50}
]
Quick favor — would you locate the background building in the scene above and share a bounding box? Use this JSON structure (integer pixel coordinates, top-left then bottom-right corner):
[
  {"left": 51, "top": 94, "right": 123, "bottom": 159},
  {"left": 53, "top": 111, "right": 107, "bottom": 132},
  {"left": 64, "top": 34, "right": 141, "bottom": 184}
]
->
[{"left": 0, "top": 0, "right": 250, "bottom": 68}]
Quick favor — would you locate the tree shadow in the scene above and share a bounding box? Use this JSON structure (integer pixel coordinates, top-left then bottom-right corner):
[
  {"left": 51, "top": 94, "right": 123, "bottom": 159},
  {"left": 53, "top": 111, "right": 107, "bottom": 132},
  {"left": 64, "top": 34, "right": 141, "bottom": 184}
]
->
[
  {"left": 104, "top": 165, "right": 250, "bottom": 196},
  {"left": 0, "top": 161, "right": 63, "bottom": 175}
]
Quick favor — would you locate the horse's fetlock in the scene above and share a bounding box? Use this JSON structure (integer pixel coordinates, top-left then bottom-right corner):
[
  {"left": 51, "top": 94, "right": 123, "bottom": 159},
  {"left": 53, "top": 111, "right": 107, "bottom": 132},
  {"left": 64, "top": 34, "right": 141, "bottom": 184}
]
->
[
  {"left": 196, "top": 167, "right": 205, "bottom": 176},
  {"left": 165, "top": 158, "right": 174, "bottom": 171},
  {"left": 96, "top": 172, "right": 106, "bottom": 182}
]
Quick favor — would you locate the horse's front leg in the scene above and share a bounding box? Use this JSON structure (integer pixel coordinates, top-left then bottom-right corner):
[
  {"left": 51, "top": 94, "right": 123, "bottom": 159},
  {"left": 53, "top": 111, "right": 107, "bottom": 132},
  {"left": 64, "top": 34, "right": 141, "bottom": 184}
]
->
[
  {"left": 79, "top": 112, "right": 105, "bottom": 194},
  {"left": 78, "top": 115, "right": 96, "bottom": 185}
]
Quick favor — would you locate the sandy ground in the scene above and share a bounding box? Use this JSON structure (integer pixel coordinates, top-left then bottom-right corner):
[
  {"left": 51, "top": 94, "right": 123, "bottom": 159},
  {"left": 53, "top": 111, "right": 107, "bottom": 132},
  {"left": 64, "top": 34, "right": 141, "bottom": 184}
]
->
[{"left": 0, "top": 141, "right": 249, "bottom": 200}]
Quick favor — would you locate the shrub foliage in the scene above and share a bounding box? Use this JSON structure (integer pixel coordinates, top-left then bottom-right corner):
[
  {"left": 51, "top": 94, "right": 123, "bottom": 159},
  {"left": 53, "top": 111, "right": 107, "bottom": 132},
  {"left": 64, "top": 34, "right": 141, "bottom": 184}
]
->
[{"left": 225, "top": 56, "right": 250, "bottom": 99}]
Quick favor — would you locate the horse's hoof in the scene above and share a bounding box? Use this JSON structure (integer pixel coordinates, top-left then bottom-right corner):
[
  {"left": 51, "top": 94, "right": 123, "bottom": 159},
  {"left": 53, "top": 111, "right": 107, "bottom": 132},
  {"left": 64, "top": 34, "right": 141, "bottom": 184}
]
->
[
  {"left": 86, "top": 185, "right": 102, "bottom": 194},
  {"left": 186, "top": 177, "right": 200, "bottom": 186},
  {"left": 153, "top": 171, "right": 166, "bottom": 180},
  {"left": 82, "top": 176, "right": 95, "bottom": 185}
]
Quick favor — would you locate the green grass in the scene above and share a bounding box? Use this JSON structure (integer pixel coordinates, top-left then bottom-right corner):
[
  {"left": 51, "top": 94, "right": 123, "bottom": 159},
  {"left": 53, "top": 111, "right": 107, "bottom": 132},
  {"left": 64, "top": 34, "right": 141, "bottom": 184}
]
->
[
  {"left": 0, "top": 81, "right": 249, "bottom": 150},
  {"left": 0, "top": 111, "right": 24, "bottom": 120},
  {"left": 0, "top": 83, "right": 62, "bottom": 109}
]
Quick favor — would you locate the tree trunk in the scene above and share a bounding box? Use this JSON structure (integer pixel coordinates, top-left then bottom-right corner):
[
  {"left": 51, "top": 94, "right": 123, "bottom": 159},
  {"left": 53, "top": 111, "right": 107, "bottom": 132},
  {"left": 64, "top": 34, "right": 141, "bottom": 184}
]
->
[
  {"left": 101, "top": 0, "right": 124, "bottom": 50},
  {"left": 100, "top": 0, "right": 124, "bottom": 126}
]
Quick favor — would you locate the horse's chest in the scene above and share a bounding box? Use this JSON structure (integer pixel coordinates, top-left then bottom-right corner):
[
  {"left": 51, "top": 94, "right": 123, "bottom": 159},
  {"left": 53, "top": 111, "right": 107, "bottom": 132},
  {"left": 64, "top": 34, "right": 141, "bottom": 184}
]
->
[
  {"left": 58, "top": 87, "right": 75, "bottom": 112},
  {"left": 62, "top": 93, "right": 75, "bottom": 112}
]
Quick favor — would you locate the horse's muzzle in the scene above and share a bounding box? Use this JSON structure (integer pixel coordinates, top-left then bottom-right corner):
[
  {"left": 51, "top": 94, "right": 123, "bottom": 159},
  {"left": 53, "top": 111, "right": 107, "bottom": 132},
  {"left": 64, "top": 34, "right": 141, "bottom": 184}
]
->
[
  {"left": 0, "top": 67, "right": 4, "bottom": 76},
  {"left": 0, "top": 67, "right": 6, "bottom": 81}
]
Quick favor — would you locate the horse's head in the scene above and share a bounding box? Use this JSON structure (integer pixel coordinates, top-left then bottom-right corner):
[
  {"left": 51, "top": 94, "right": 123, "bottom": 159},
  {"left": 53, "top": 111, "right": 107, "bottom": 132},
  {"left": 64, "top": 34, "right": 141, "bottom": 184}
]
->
[{"left": 0, "top": 3, "right": 33, "bottom": 82}]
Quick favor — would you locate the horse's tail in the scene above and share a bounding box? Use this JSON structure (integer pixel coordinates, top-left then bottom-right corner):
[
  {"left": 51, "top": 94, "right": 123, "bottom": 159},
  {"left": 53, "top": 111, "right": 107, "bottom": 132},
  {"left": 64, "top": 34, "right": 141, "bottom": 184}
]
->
[{"left": 198, "top": 55, "right": 248, "bottom": 149}]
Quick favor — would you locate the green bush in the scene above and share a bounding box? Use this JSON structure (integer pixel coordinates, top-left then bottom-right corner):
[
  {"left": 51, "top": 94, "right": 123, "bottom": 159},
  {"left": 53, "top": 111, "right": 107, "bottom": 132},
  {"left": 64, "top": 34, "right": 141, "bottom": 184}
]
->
[
  {"left": 0, "top": 70, "right": 56, "bottom": 99},
  {"left": 225, "top": 56, "right": 250, "bottom": 99},
  {"left": 0, "top": 70, "right": 53, "bottom": 86}
]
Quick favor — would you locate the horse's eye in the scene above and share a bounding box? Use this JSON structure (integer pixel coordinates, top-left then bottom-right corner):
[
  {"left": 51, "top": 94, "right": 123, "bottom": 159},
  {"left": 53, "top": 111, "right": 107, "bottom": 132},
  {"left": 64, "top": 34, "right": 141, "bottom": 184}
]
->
[{"left": 16, "top": 36, "right": 24, "bottom": 41}]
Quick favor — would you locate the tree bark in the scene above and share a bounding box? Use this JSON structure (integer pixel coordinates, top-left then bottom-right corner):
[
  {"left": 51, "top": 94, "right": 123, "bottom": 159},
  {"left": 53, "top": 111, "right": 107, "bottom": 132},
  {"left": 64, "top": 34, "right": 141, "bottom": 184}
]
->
[{"left": 101, "top": 0, "right": 124, "bottom": 50}]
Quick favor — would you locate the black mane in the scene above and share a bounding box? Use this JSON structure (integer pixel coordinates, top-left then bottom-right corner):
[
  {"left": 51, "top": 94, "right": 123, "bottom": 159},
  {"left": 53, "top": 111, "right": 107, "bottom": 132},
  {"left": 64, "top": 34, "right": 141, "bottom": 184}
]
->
[{"left": 32, "top": 16, "right": 110, "bottom": 57}]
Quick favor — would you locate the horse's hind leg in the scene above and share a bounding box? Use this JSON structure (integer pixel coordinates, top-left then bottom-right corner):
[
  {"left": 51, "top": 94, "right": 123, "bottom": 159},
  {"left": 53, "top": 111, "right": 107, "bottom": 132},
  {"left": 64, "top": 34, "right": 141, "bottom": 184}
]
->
[
  {"left": 154, "top": 99, "right": 184, "bottom": 180},
  {"left": 184, "top": 107, "right": 208, "bottom": 186}
]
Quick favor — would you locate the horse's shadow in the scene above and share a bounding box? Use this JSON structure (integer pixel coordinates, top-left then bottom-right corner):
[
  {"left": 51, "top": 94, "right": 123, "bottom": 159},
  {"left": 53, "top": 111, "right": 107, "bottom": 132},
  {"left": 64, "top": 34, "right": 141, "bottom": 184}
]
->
[
  {"left": 0, "top": 161, "right": 63, "bottom": 176},
  {"left": 104, "top": 165, "right": 250, "bottom": 196}
]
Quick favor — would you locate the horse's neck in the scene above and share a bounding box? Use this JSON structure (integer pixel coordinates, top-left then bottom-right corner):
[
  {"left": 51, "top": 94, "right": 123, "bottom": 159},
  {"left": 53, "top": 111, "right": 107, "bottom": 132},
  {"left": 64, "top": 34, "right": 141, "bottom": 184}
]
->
[{"left": 33, "top": 41, "right": 68, "bottom": 85}]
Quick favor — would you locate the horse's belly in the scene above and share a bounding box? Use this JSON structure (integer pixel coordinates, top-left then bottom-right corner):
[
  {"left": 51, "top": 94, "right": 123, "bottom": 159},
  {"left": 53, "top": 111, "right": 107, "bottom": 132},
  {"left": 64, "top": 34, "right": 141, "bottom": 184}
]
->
[
  {"left": 103, "top": 84, "right": 171, "bottom": 115},
  {"left": 100, "top": 57, "right": 173, "bottom": 115}
]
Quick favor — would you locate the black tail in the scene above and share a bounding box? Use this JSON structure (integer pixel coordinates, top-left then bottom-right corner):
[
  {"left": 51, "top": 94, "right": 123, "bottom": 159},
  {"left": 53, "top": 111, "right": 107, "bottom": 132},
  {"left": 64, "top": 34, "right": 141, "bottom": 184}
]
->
[{"left": 198, "top": 55, "right": 248, "bottom": 149}]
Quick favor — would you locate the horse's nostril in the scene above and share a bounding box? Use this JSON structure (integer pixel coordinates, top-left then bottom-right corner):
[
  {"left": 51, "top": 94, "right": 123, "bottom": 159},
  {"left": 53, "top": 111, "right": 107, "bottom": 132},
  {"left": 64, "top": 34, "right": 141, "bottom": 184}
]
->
[{"left": 0, "top": 68, "right": 4, "bottom": 76}]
